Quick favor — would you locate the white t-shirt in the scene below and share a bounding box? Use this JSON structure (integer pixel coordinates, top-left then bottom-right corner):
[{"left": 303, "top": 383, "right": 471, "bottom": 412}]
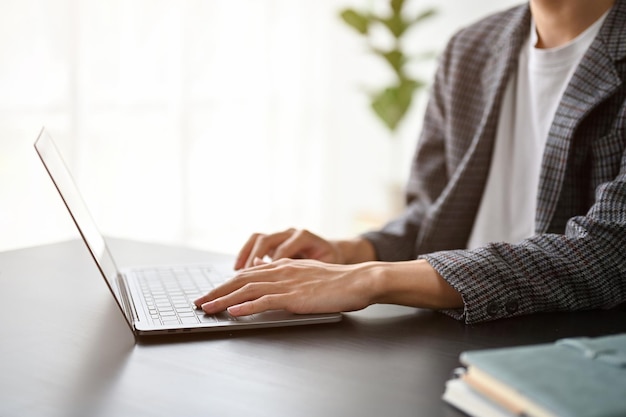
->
[{"left": 467, "top": 13, "right": 608, "bottom": 249}]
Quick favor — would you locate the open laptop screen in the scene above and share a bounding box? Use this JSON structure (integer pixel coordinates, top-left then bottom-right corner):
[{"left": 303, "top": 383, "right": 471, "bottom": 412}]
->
[{"left": 34, "top": 128, "right": 123, "bottom": 303}]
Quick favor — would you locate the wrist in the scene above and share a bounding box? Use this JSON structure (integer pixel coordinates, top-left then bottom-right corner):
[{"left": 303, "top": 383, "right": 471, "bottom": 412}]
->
[
  {"left": 372, "top": 259, "right": 463, "bottom": 309},
  {"left": 334, "top": 238, "right": 376, "bottom": 264}
]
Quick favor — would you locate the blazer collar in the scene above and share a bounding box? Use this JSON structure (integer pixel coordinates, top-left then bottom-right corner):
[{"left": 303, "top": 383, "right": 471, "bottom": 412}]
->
[
  {"left": 481, "top": 6, "right": 531, "bottom": 104},
  {"left": 599, "top": 0, "right": 626, "bottom": 62}
]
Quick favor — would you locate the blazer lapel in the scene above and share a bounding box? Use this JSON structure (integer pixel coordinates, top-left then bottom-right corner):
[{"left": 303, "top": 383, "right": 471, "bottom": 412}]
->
[
  {"left": 417, "top": 8, "right": 531, "bottom": 252},
  {"left": 535, "top": 4, "right": 626, "bottom": 233}
]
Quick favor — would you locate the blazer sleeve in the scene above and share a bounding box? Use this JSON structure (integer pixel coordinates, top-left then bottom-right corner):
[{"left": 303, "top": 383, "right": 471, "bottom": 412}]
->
[{"left": 423, "top": 107, "right": 626, "bottom": 323}]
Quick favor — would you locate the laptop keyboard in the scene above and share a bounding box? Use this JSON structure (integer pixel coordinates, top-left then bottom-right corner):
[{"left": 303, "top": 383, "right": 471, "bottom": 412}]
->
[{"left": 136, "top": 266, "right": 241, "bottom": 326}]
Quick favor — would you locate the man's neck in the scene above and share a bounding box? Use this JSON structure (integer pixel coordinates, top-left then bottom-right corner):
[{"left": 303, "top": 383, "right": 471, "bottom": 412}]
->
[{"left": 530, "top": 0, "right": 615, "bottom": 49}]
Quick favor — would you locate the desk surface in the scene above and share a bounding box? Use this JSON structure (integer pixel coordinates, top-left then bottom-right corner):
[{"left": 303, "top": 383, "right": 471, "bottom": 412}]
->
[{"left": 1, "top": 239, "right": 625, "bottom": 417}]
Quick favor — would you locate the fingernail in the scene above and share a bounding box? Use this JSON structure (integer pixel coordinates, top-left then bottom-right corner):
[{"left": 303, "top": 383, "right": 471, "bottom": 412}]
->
[
  {"left": 201, "top": 301, "right": 215, "bottom": 312},
  {"left": 228, "top": 304, "right": 243, "bottom": 315}
]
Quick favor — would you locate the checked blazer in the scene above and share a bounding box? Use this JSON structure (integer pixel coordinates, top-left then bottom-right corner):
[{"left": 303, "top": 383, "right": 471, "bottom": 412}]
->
[{"left": 363, "top": 2, "right": 626, "bottom": 323}]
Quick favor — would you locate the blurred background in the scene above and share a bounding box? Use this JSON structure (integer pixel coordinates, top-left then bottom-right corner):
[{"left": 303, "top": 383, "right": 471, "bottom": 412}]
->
[{"left": 0, "top": 0, "right": 520, "bottom": 255}]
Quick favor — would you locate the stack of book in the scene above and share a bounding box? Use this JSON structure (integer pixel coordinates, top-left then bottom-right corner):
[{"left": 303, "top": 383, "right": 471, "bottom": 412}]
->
[{"left": 442, "top": 333, "right": 626, "bottom": 417}]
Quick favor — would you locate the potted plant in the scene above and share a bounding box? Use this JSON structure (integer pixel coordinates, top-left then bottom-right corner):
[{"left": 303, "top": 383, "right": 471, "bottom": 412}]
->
[
  {"left": 339, "top": 0, "right": 437, "bottom": 223},
  {"left": 339, "top": 0, "right": 437, "bottom": 132}
]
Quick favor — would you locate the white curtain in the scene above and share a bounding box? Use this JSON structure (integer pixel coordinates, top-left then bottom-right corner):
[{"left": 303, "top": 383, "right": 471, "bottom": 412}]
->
[{"left": 0, "top": 0, "right": 520, "bottom": 254}]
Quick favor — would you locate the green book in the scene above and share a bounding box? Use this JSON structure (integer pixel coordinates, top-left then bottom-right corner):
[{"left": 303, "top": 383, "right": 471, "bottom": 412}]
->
[{"left": 445, "top": 333, "right": 626, "bottom": 417}]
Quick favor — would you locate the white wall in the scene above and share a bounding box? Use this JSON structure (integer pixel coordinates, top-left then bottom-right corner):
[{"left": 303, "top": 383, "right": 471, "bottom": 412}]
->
[{"left": 0, "top": 0, "right": 523, "bottom": 254}]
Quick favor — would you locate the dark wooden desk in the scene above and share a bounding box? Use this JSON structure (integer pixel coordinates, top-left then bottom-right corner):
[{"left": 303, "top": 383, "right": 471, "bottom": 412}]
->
[{"left": 1, "top": 239, "right": 624, "bottom": 417}]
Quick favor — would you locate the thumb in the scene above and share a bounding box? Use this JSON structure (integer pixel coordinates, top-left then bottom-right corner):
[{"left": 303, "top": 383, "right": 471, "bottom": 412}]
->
[{"left": 252, "top": 256, "right": 269, "bottom": 266}]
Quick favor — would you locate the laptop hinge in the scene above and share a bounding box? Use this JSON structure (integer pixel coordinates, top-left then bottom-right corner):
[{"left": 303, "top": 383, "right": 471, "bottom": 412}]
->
[{"left": 116, "top": 274, "right": 140, "bottom": 326}]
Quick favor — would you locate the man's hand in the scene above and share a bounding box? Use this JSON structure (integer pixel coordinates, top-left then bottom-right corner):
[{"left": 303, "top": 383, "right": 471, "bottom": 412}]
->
[
  {"left": 194, "top": 258, "right": 463, "bottom": 317},
  {"left": 234, "top": 228, "right": 375, "bottom": 270},
  {"left": 196, "top": 258, "right": 377, "bottom": 316}
]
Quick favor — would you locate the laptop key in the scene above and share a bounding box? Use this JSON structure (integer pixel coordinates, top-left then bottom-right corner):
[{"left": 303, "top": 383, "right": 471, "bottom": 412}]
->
[
  {"left": 197, "top": 314, "right": 216, "bottom": 323},
  {"left": 214, "top": 311, "right": 238, "bottom": 322}
]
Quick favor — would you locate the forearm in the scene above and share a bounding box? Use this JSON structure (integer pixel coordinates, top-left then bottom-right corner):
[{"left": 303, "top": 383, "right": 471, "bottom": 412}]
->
[
  {"left": 332, "top": 239, "right": 464, "bottom": 309},
  {"left": 369, "top": 259, "right": 464, "bottom": 310}
]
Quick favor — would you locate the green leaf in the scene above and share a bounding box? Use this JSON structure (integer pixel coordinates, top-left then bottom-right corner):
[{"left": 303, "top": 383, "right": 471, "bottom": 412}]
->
[
  {"left": 372, "top": 48, "right": 406, "bottom": 76},
  {"left": 370, "top": 78, "right": 423, "bottom": 131},
  {"left": 371, "top": 87, "right": 405, "bottom": 131},
  {"left": 339, "top": 3, "right": 437, "bottom": 134},
  {"left": 390, "top": 0, "right": 406, "bottom": 15},
  {"left": 373, "top": 6, "right": 436, "bottom": 39},
  {"left": 339, "top": 9, "right": 370, "bottom": 35},
  {"left": 375, "top": 14, "right": 408, "bottom": 38},
  {"left": 384, "top": 49, "right": 404, "bottom": 75}
]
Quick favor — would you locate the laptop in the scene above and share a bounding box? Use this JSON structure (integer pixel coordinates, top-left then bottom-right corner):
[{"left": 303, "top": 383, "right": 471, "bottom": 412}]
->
[{"left": 34, "top": 127, "right": 342, "bottom": 336}]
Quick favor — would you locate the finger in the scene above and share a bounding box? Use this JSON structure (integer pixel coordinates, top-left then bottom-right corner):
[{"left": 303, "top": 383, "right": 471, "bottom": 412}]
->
[
  {"left": 273, "top": 229, "right": 326, "bottom": 261},
  {"left": 193, "top": 275, "right": 244, "bottom": 307},
  {"left": 193, "top": 286, "right": 224, "bottom": 308},
  {"left": 193, "top": 265, "right": 278, "bottom": 308},
  {"left": 234, "top": 233, "right": 262, "bottom": 270},
  {"left": 227, "top": 294, "right": 286, "bottom": 316},
  {"left": 244, "top": 229, "right": 295, "bottom": 269},
  {"left": 272, "top": 231, "right": 306, "bottom": 260},
  {"left": 200, "top": 282, "right": 283, "bottom": 314},
  {"left": 253, "top": 256, "right": 268, "bottom": 266}
]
